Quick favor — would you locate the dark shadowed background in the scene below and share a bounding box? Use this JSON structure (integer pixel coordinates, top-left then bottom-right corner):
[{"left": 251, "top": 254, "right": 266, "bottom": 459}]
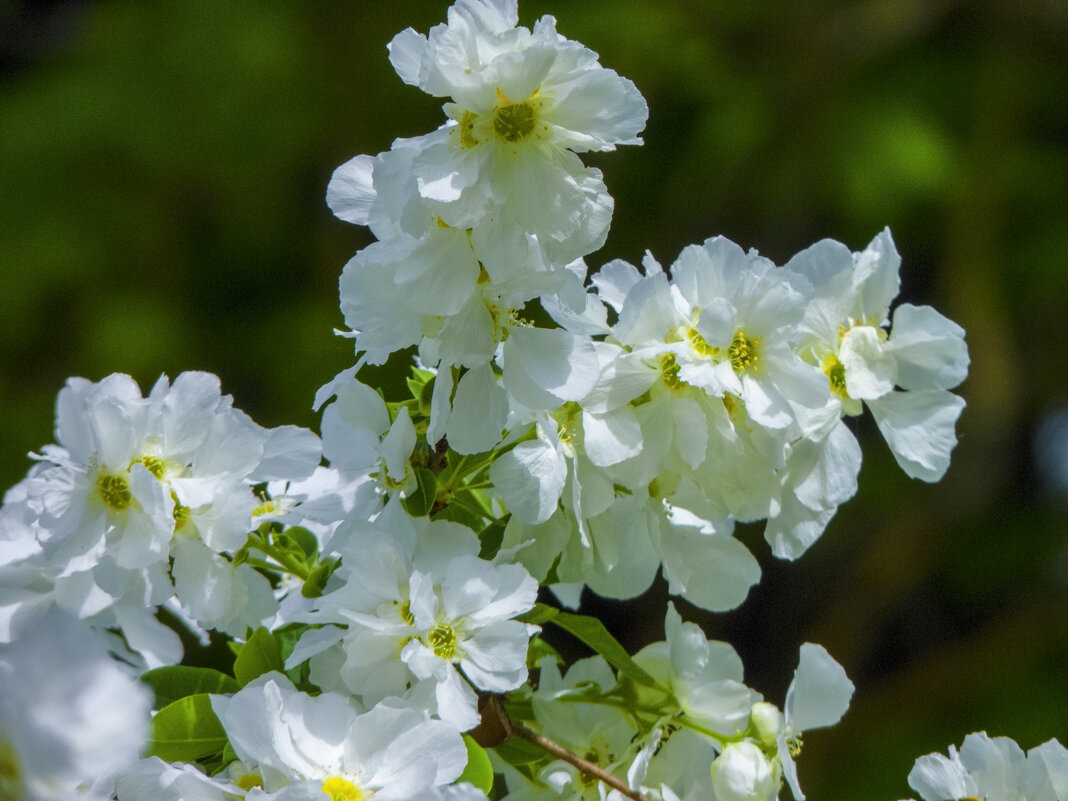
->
[{"left": 1, "top": 1, "right": 1066, "bottom": 798}]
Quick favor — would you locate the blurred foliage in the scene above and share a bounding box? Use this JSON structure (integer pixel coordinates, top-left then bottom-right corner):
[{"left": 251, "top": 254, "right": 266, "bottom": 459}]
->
[{"left": 1, "top": 1, "right": 1066, "bottom": 798}]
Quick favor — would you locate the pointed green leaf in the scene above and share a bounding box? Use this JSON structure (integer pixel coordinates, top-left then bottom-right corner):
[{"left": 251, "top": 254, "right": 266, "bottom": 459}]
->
[
  {"left": 549, "top": 611, "right": 667, "bottom": 693},
  {"left": 287, "top": 526, "right": 319, "bottom": 559},
  {"left": 515, "top": 603, "right": 559, "bottom": 626},
  {"left": 458, "top": 735, "right": 494, "bottom": 794},
  {"left": 233, "top": 626, "right": 283, "bottom": 686},
  {"left": 477, "top": 521, "right": 505, "bottom": 560},
  {"left": 148, "top": 693, "right": 227, "bottom": 762},
  {"left": 401, "top": 466, "right": 437, "bottom": 517},
  {"left": 140, "top": 666, "right": 240, "bottom": 709},
  {"left": 494, "top": 735, "right": 548, "bottom": 767}
]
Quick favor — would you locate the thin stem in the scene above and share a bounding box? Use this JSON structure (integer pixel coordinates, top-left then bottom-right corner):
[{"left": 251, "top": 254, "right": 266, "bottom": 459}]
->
[{"left": 488, "top": 696, "right": 654, "bottom": 801}]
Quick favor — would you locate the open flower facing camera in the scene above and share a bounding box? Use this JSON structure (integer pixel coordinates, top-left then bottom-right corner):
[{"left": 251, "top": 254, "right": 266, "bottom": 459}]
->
[{"left": 0, "top": 2, "right": 1062, "bottom": 801}]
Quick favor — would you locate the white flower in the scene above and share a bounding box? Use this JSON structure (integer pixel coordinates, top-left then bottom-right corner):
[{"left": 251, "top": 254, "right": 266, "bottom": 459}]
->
[
  {"left": 320, "top": 379, "right": 418, "bottom": 515},
  {"left": 0, "top": 609, "right": 151, "bottom": 801},
  {"left": 633, "top": 602, "right": 756, "bottom": 736},
  {"left": 294, "top": 508, "right": 537, "bottom": 730},
  {"left": 710, "top": 742, "right": 777, "bottom": 801},
  {"left": 327, "top": 0, "right": 646, "bottom": 379},
  {"left": 382, "top": 0, "right": 647, "bottom": 263},
  {"left": 209, "top": 674, "right": 467, "bottom": 801},
  {"left": 908, "top": 733, "right": 1068, "bottom": 801},
  {"left": 775, "top": 643, "right": 855, "bottom": 800},
  {"left": 22, "top": 372, "right": 320, "bottom": 650},
  {"left": 114, "top": 757, "right": 241, "bottom": 801},
  {"left": 788, "top": 229, "right": 969, "bottom": 481}
]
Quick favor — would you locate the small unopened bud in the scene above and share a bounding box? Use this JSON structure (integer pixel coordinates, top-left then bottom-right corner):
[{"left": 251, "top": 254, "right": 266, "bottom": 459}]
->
[
  {"left": 710, "top": 742, "right": 776, "bottom": 801},
  {"left": 749, "top": 701, "right": 783, "bottom": 749}
]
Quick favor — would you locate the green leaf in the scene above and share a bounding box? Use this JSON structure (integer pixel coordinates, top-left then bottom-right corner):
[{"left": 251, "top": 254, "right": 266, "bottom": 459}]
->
[
  {"left": 543, "top": 554, "right": 562, "bottom": 586},
  {"left": 148, "top": 693, "right": 227, "bottom": 762},
  {"left": 477, "top": 521, "right": 505, "bottom": 560},
  {"left": 526, "top": 635, "right": 564, "bottom": 670},
  {"left": 458, "top": 735, "right": 494, "bottom": 794},
  {"left": 549, "top": 611, "right": 667, "bottom": 693},
  {"left": 401, "top": 466, "right": 438, "bottom": 517},
  {"left": 431, "top": 501, "right": 484, "bottom": 530},
  {"left": 140, "top": 666, "right": 240, "bottom": 709},
  {"left": 233, "top": 626, "right": 283, "bottom": 686},
  {"left": 494, "top": 734, "right": 548, "bottom": 766},
  {"left": 516, "top": 603, "right": 559, "bottom": 626},
  {"left": 406, "top": 367, "right": 434, "bottom": 405},
  {"left": 286, "top": 526, "right": 319, "bottom": 559},
  {"left": 302, "top": 558, "right": 337, "bottom": 598},
  {"left": 418, "top": 374, "right": 437, "bottom": 418}
]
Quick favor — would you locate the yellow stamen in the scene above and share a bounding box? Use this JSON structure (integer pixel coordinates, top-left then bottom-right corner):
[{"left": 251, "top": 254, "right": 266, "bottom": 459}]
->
[
  {"left": 236, "top": 774, "right": 264, "bottom": 791},
  {"left": 428, "top": 622, "right": 458, "bottom": 661},
  {"left": 96, "top": 471, "right": 132, "bottom": 510},
  {"left": 322, "top": 777, "right": 364, "bottom": 801},
  {"left": 686, "top": 326, "right": 719, "bottom": 358},
  {"left": 727, "top": 331, "right": 760, "bottom": 372}
]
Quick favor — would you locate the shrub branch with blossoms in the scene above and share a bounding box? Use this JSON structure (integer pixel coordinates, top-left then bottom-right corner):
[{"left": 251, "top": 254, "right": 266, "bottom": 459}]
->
[{"left": 0, "top": 2, "right": 1064, "bottom": 801}]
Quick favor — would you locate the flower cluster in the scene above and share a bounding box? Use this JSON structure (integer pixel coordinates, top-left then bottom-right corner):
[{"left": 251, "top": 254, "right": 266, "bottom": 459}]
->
[
  {"left": 907, "top": 733, "right": 1068, "bottom": 801},
  {"left": 0, "top": 2, "right": 1058, "bottom": 801},
  {"left": 1, "top": 372, "right": 321, "bottom": 665}
]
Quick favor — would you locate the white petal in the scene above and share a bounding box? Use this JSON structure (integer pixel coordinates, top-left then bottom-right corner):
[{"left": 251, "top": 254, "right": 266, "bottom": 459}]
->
[
  {"left": 853, "top": 227, "right": 901, "bottom": 323},
  {"left": 387, "top": 28, "right": 428, "bottom": 87},
  {"left": 887, "top": 303, "right": 969, "bottom": 391},
  {"left": 502, "top": 326, "right": 599, "bottom": 409},
  {"left": 382, "top": 407, "right": 416, "bottom": 483},
  {"left": 671, "top": 396, "right": 708, "bottom": 470},
  {"left": 907, "top": 749, "right": 973, "bottom": 801},
  {"left": 1030, "top": 739, "right": 1068, "bottom": 801},
  {"left": 590, "top": 258, "right": 643, "bottom": 312},
  {"left": 582, "top": 407, "right": 641, "bottom": 467},
  {"left": 461, "top": 619, "right": 532, "bottom": 692},
  {"left": 425, "top": 364, "right": 454, "bottom": 447},
  {"left": 489, "top": 438, "right": 566, "bottom": 524},
  {"left": 868, "top": 390, "right": 965, "bottom": 482},
  {"left": 785, "top": 643, "right": 854, "bottom": 733},
  {"left": 658, "top": 522, "right": 760, "bottom": 613},
  {"left": 326, "top": 154, "right": 376, "bottom": 225},
  {"left": 446, "top": 365, "right": 509, "bottom": 454},
  {"left": 840, "top": 326, "right": 896, "bottom": 400},
  {"left": 256, "top": 425, "right": 321, "bottom": 482}
]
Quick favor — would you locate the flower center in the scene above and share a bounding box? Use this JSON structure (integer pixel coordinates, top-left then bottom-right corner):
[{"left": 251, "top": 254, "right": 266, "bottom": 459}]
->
[
  {"left": 821, "top": 354, "right": 849, "bottom": 398},
  {"left": 252, "top": 498, "right": 281, "bottom": 517},
  {"left": 659, "top": 353, "right": 684, "bottom": 389},
  {"left": 236, "top": 773, "right": 264, "bottom": 791},
  {"left": 428, "top": 622, "right": 458, "bottom": 661},
  {"left": 96, "top": 470, "right": 132, "bottom": 510},
  {"left": 492, "top": 88, "right": 541, "bottom": 143},
  {"left": 727, "top": 331, "right": 760, "bottom": 372},
  {"left": 172, "top": 491, "right": 191, "bottom": 531},
  {"left": 131, "top": 455, "right": 167, "bottom": 480},
  {"left": 686, "top": 326, "right": 719, "bottom": 358},
  {"left": 322, "top": 777, "right": 364, "bottom": 801}
]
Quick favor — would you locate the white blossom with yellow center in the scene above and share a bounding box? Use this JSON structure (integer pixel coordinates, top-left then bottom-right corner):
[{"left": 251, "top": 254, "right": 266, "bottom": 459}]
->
[
  {"left": 209, "top": 674, "right": 467, "bottom": 801},
  {"left": 788, "top": 229, "right": 969, "bottom": 481}
]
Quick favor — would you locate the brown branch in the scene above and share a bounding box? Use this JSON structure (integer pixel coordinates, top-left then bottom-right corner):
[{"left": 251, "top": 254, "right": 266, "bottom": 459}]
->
[{"left": 487, "top": 695, "right": 654, "bottom": 801}]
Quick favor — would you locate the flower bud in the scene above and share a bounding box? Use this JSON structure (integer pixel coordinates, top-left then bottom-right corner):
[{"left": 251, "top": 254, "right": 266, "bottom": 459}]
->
[
  {"left": 710, "top": 742, "right": 777, "bottom": 801},
  {"left": 749, "top": 701, "right": 784, "bottom": 749}
]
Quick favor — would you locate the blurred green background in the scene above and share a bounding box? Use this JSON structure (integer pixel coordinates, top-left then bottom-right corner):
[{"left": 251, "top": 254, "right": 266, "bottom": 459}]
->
[{"left": 1, "top": 0, "right": 1066, "bottom": 797}]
